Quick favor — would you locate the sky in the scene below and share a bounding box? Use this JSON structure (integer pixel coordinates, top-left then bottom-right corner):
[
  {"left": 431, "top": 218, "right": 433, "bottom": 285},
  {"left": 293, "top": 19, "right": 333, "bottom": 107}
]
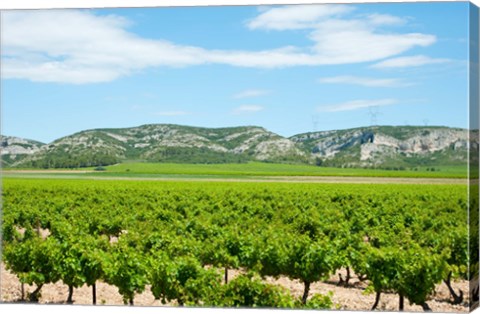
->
[{"left": 0, "top": 2, "right": 470, "bottom": 144}]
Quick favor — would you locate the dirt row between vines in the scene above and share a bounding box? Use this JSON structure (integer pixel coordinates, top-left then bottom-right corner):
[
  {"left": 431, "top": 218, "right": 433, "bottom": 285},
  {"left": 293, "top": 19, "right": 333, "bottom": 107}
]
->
[{"left": 0, "top": 264, "right": 470, "bottom": 312}]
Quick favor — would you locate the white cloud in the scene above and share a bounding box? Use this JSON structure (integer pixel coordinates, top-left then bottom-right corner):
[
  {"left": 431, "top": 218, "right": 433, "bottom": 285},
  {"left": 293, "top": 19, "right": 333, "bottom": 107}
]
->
[
  {"left": 318, "top": 75, "right": 407, "bottom": 87},
  {"left": 246, "top": 4, "right": 353, "bottom": 30},
  {"left": 246, "top": 6, "right": 407, "bottom": 31},
  {"left": 365, "top": 13, "right": 407, "bottom": 26},
  {"left": 307, "top": 20, "right": 435, "bottom": 64},
  {"left": 318, "top": 99, "right": 398, "bottom": 112},
  {"left": 2, "top": 10, "right": 206, "bottom": 84},
  {"left": 154, "top": 111, "right": 190, "bottom": 116},
  {"left": 233, "top": 89, "right": 271, "bottom": 99},
  {"left": 244, "top": 6, "right": 434, "bottom": 66},
  {"left": 371, "top": 55, "right": 450, "bottom": 69},
  {"left": 233, "top": 105, "right": 264, "bottom": 114},
  {"left": 2, "top": 8, "right": 441, "bottom": 84}
]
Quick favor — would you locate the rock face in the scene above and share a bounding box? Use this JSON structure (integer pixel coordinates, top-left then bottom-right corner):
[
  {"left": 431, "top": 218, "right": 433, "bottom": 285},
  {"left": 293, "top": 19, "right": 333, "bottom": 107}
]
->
[
  {"left": 1, "top": 136, "right": 43, "bottom": 155},
  {"left": 1, "top": 124, "right": 469, "bottom": 168},
  {"left": 290, "top": 126, "right": 468, "bottom": 167},
  {"left": 0, "top": 136, "right": 44, "bottom": 166},
  {"left": 358, "top": 129, "right": 467, "bottom": 161}
]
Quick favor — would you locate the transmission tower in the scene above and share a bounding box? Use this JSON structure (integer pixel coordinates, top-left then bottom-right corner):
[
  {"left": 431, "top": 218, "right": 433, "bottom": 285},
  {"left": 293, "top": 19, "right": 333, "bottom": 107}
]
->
[
  {"left": 368, "top": 106, "right": 382, "bottom": 126},
  {"left": 312, "top": 114, "right": 319, "bottom": 132}
]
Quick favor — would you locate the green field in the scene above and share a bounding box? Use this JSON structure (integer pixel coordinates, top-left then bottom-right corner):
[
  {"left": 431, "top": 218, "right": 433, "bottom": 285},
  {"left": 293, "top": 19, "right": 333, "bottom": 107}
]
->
[
  {"left": 99, "top": 162, "right": 468, "bottom": 178},
  {"left": 2, "top": 162, "right": 468, "bottom": 181}
]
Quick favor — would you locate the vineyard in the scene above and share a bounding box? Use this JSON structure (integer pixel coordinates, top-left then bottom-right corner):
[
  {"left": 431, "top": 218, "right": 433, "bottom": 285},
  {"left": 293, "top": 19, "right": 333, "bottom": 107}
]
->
[{"left": 0, "top": 178, "right": 472, "bottom": 311}]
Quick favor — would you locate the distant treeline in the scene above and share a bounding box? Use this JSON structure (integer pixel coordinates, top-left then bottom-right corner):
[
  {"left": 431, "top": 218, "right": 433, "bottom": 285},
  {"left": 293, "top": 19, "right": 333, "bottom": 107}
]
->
[{"left": 19, "top": 153, "right": 119, "bottom": 169}]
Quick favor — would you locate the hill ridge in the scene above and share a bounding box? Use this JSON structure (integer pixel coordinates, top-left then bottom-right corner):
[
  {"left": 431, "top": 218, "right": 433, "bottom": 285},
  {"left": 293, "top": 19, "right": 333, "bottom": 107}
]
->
[{"left": 0, "top": 124, "right": 468, "bottom": 169}]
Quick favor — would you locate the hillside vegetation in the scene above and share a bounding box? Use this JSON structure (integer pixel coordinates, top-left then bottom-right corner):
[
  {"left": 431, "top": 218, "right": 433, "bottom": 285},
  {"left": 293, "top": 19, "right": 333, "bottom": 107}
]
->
[{"left": 0, "top": 124, "right": 468, "bottom": 170}]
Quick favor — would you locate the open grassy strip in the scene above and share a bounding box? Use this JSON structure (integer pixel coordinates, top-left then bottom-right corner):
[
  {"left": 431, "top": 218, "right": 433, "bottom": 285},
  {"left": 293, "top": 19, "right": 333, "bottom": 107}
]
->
[
  {"left": 3, "top": 162, "right": 467, "bottom": 178},
  {"left": 0, "top": 172, "right": 467, "bottom": 185},
  {"left": 102, "top": 162, "right": 467, "bottom": 178}
]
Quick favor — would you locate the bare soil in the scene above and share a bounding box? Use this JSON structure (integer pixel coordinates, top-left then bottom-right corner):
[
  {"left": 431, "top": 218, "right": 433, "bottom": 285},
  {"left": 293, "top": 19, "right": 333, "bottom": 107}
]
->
[{"left": 0, "top": 264, "right": 470, "bottom": 312}]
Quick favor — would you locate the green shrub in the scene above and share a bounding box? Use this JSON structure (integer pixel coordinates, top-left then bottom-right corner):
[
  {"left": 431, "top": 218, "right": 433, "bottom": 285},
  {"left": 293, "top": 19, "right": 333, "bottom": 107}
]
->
[
  {"left": 303, "top": 292, "right": 335, "bottom": 309},
  {"left": 207, "top": 274, "right": 295, "bottom": 308}
]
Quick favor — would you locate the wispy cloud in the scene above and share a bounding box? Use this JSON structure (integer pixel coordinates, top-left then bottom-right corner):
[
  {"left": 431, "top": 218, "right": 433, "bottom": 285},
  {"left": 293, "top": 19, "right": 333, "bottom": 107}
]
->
[
  {"left": 131, "top": 104, "right": 146, "bottom": 111},
  {"left": 306, "top": 21, "right": 434, "bottom": 65},
  {"left": 2, "top": 8, "right": 439, "bottom": 84},
  {"left": 246, "top": 4, "right": 353, "bottom": 30},
  {"left": 371, "top": 55, "right": 450, "bottom": 69},
  {"left": 318, "top": 75, "right": 407, "bottom": 87},
  {"left": 154, "top": 111, "right": 190, "bottom": 116},
  {"left": 233, "top": 89, "right": 271, "bottom": 99},
  {"left": 318, "top": 99, "right": 398, "bottom": 112},
  {"left": 365, "top": 13, "right": 407, "bottom": 26},
  {"left": 233, "top": 105, "right": 264, "bottom": 114},
  {"left": 245, "top": 6, "right": 433, "bottom": 65}
]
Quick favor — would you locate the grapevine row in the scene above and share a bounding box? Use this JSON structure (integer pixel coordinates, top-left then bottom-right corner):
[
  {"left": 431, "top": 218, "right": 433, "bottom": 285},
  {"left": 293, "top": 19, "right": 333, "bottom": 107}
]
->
[{"left": 1, "top": 178, "right": 470, "bottom": 310}]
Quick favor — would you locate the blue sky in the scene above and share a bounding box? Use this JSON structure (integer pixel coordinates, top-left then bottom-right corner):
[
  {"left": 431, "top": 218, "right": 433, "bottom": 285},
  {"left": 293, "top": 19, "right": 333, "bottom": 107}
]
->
[{"left": 1, "top": 2, "right": 470, "bottom": 143}]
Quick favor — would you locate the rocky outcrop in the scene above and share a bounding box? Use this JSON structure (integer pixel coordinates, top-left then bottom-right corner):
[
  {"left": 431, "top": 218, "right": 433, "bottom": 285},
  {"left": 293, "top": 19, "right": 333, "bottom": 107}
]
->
[
  {"left": 254, "top": 138, "right": 305, "bottom": 161},
  {"left": 1, "top": 136, "right": 43, "bottom": 155},
  {"left": 291, "top": 126, "right": 468, "bottom": 166},
  {"left": 358, "top": 130, "right": 467, "bottom": 161}
]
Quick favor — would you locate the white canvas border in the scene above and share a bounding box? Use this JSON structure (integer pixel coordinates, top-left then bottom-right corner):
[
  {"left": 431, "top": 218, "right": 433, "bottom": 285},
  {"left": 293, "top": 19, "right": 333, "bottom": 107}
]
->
[{"left": 0, "top": 1, "right": 478, "bottom": 314}]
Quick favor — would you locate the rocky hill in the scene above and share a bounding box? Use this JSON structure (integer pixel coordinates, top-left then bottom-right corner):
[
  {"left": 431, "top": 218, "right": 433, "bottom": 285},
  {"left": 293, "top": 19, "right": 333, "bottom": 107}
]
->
[
  {"left": 4, "top": 124, "right": 306, "bottom": 168},
  {"left": 0, "top": 136, "right": 44, "bottom": 167},
  {"left": 0, "top": 124, "right": 469, "bottom": 169},
  {"left": 291, "top": 126, "right": 468, "bottom": 168}
]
